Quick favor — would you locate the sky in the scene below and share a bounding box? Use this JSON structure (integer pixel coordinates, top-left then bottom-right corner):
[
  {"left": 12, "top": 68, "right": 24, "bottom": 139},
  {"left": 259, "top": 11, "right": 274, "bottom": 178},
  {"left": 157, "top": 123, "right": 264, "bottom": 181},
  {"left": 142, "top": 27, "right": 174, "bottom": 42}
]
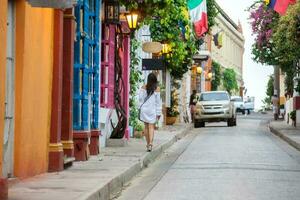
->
[{"left": 215, "top": 0, "right": 274, "bottom": 110}]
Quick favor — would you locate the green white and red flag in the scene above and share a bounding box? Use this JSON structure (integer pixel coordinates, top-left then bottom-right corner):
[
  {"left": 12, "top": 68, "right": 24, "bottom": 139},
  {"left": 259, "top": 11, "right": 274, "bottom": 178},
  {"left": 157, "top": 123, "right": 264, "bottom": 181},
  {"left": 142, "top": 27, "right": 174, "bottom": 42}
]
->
[{"left": 188, "top": 0, "right": 208, "bottom": 37}]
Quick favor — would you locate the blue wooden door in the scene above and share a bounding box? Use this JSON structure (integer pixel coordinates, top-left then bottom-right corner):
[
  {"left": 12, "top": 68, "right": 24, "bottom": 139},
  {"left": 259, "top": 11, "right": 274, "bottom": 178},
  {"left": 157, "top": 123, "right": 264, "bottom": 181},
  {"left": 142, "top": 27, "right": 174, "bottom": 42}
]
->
[{"left": 74, "top": 0, "right": 100, "bottom": 130}]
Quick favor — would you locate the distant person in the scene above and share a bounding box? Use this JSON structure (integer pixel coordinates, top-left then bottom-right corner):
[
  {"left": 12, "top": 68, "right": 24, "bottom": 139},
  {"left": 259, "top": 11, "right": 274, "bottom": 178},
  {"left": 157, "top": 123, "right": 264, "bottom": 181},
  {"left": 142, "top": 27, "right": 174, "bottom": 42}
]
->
[
  {"left": 272, "top": 94, "right": 279, "bottom": 120},
  {"left": 189, "top": 90, "right": 197, "bottom": 123},
  {"left": 139, "top": 73, "right": 162, "bottom": 152}
]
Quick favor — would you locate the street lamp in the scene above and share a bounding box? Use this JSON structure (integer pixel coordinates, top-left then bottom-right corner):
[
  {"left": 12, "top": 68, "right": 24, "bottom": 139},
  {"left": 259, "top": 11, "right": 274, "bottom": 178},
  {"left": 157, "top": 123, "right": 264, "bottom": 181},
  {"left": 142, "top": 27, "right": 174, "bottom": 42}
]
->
[
  {"left": 126, "top": 12, "right": 138, "bottom": 30},
  {"left": 104, "top": 0, "right": 120, "bottom": 24}
]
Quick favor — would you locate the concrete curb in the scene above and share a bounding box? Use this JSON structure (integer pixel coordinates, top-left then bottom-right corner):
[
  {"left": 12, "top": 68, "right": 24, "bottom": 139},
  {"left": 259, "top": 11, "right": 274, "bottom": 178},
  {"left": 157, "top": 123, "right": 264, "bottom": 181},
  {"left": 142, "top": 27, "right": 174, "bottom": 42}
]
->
[
  {"left": 269, "top": 125, "right": 300, "bottom": 151},
  {"left": 79, "top": 124, "right": 193, "bottom": 200}
]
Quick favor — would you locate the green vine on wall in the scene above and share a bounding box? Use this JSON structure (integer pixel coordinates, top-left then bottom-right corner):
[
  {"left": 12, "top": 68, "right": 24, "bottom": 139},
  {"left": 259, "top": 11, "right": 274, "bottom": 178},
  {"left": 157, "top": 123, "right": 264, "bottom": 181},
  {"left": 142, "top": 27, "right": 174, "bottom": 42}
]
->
[
  {"left": 211, "top": 61, "right": 221, "bottom": 91},
  {"left": 222, "top": 68, "right": 238, "bottom": 95},
  {"left": 129, "top": 38, "right": 142, "bottom": 129},
  {"left": 121, "top": 0, "right": 218, "bottom": 80},
  {"left": 148, "top": 0, "right": 197, "bottom": 79}
]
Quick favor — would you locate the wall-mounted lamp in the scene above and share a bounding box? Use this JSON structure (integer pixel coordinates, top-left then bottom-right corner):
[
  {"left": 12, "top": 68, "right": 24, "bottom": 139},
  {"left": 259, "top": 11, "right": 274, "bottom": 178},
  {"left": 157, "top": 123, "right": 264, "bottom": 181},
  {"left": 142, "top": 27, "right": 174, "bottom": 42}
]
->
[
  {"left": 104, "top": 0, "right": 120, "bottom": 24},
  {"left": 162, "top": 43, "right": 171, "bottom": 54},
  {"left": 196, "top": 66, "right": 203, "bottom": 74},
  {"left": 126, "top": 12, "right": 138, "bottom": 30},
  {"left": 207, "top": 72, "right": 213, "bottom": 80}
]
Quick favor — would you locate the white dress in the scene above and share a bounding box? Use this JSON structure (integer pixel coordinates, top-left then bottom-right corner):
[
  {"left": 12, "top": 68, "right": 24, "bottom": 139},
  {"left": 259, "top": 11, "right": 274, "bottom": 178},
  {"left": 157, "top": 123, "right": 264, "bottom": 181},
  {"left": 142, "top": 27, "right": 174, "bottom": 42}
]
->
[{"left": 139, "top": 88, "right": 162, "bottom": 124}]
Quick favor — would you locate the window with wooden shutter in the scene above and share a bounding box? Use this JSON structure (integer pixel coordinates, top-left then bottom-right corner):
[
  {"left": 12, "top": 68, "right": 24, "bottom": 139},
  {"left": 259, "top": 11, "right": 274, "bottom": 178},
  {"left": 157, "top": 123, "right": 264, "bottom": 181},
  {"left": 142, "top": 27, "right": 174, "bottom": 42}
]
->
[
  {"left": 73, "top": 0, "right": 100, "bottom": 130},
  {"left": 100, "top": 24, "right": 115, "bottom": 109}
]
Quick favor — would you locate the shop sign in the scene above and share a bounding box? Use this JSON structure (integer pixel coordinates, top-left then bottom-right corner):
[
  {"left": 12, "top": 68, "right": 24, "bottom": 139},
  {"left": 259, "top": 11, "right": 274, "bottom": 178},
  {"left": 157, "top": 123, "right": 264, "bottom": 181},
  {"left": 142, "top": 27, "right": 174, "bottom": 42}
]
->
[{"left": 142, "top": 58, "right": 165, "bottom": 71}]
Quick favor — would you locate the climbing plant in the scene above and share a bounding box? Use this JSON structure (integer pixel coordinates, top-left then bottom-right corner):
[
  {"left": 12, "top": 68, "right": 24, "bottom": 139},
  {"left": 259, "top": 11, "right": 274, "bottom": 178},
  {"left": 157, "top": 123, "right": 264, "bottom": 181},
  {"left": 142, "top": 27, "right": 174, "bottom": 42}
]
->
[
  {"left": 211, "top": 61, "right": 221, "bottom": 91},
  {"left": 207, "top": 0, "right": 218, "bottom": 29},
  {"left": 148, "top": 0, "right": 197, "bottom": 79},
  {"left": 121, "top": 0, "right": 218, "bottom": 80},
  {"left": 222, "top": 68, "right": 238, "bottom": 95},
  {"left": 129, "top": 38, "right": 142, "bottom": 129}
]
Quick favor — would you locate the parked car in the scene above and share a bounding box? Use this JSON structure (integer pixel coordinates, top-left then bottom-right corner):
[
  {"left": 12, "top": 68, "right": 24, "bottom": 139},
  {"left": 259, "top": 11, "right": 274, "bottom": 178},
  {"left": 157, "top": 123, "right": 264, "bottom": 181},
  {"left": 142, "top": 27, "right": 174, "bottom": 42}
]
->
[
  {"left": 194, "top": 91, "right": 237, "bottom": 128},
  {"left": 231, "top": 96, "right": 246, "bottom": 114},
  {"left": 244, "top": 96, "right": 255, "bottom": 114}
]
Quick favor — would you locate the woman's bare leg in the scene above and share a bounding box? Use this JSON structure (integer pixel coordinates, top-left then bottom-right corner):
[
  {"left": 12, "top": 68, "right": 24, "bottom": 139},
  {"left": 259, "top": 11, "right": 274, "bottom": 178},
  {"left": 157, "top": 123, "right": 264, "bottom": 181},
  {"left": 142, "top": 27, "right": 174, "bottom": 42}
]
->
[
  {"left": 148, "top": 123, "right": 155, "bottom": 146},
  {"left": 144, "top": 123, "right": 150, "bottom": 146}
]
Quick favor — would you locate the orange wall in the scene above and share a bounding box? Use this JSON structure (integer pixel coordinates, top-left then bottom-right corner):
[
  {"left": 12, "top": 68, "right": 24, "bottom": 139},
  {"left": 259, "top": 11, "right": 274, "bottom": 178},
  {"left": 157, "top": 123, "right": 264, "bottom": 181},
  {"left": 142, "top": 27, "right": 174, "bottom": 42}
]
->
[
  {"left": 0, "top": 0, "right": 8, "bottom": 175},
  {"left": 14, "top": 1, "right": 54, "bottom": 178}
]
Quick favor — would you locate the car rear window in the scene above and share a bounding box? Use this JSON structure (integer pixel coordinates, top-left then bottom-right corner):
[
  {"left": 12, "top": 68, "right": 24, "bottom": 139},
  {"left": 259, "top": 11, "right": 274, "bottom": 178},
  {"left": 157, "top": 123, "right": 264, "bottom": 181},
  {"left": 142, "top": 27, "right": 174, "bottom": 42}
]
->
[{"left": 200, "top": 93, "right": 229, "bottom": 101}]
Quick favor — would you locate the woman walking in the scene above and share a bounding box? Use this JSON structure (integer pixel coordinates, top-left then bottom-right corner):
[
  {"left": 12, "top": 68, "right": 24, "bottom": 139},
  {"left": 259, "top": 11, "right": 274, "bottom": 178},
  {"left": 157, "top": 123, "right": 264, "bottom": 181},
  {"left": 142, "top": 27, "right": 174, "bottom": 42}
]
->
[{"left": 139, "top": 73, "right": 162, "bottom": 152}]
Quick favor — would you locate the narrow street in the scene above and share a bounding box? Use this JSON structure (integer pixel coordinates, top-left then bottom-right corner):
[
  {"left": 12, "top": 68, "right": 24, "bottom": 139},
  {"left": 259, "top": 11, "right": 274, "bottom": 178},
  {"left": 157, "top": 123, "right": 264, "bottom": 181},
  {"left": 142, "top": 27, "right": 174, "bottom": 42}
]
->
[{"left": 116, "top": 113, "right": 300, "bottom": 200}]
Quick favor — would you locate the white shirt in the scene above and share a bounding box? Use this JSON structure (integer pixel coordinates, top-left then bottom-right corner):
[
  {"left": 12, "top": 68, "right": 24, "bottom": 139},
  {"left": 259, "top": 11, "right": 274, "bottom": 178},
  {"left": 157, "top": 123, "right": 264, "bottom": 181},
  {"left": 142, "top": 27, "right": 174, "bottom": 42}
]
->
[{"left": 139, "top": 88, "right": 162, "bottom": 124}]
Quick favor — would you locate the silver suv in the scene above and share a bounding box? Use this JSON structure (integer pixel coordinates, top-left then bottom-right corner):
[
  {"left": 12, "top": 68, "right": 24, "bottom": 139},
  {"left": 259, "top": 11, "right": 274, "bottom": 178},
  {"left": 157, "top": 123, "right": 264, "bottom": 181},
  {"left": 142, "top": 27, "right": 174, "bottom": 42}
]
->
[{"left": 194, "top": 91, "right": 237, "bottom": 128}]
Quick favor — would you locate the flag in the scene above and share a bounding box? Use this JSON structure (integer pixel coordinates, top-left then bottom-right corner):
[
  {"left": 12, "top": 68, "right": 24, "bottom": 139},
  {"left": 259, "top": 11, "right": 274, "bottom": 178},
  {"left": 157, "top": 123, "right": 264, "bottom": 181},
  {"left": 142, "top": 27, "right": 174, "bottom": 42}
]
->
[
  {"left": 213, "top": 32, "right": 223, "bottom": 49},
  {"left": 268, "top": 0, "right": 296, "bottom": 15},
  {"left": 188, "top": 0, "right": 208, "bottom": 37}
]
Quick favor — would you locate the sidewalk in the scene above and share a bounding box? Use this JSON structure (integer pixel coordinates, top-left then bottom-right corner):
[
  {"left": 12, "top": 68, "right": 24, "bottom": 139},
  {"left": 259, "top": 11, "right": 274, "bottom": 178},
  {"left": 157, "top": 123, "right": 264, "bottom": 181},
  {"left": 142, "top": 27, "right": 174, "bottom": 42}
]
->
[
  {"left": 269, "top": 120, "right": 300, "bottom": 151},
  {"left": 9, "top": 124, "right": 192, "bottom": 200}
]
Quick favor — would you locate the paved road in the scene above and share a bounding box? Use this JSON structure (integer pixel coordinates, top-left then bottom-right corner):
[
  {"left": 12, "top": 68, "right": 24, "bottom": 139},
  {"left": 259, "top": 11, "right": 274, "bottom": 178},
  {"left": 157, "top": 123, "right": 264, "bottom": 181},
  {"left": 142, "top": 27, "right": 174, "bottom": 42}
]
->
[{"left": 116, "top": 113, "right": 300, "bottom": 200}]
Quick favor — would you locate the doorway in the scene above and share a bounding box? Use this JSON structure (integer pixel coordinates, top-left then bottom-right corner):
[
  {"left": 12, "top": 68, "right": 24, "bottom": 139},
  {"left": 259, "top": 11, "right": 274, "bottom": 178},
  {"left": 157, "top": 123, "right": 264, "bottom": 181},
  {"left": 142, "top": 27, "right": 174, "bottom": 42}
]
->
[{"left": 3, "top": 0, "right": 15, "bottom": 178}]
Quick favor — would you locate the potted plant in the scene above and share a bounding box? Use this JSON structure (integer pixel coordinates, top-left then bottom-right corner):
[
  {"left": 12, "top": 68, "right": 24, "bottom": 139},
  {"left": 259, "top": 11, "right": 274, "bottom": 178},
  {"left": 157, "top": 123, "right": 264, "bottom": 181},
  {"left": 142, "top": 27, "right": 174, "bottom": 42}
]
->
[
  {"left": 166, "top": 87, "right": 180, "bottom": 125},
  {"left": 290, "top": 110, "right": 296, "bottom": 127},
  {"left": 134, "top": 121, "right": 144, "bottom": 138}
]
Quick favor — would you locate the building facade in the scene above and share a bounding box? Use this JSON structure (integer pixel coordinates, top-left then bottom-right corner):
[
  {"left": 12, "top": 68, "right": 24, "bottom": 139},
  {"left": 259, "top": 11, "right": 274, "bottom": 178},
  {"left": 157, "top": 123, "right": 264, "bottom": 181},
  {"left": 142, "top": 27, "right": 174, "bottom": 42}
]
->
[
  {"left": 211, "top": 4, "right": 245, "bottom": 92},
  {"left": 0, "top": 1, "right": 64, "bottom": 198}
]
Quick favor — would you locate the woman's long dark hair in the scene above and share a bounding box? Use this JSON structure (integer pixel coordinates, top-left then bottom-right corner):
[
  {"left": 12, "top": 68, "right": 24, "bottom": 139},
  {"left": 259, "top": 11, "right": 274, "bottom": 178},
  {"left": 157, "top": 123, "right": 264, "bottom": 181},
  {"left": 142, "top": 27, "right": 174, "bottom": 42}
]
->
[{"left": 146, "top": 73, "right": 158, "bottom": 96}]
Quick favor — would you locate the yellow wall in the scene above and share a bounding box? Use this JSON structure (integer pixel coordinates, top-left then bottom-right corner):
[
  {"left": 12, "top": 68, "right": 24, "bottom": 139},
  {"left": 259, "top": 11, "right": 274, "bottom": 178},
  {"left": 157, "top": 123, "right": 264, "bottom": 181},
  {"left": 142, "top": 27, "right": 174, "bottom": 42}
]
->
[
  {"left": 14, "top": 1, "right": 53, "bottom": 178},
  {"left": 0, "top": 0, "right": 8, "bottom": 175}
]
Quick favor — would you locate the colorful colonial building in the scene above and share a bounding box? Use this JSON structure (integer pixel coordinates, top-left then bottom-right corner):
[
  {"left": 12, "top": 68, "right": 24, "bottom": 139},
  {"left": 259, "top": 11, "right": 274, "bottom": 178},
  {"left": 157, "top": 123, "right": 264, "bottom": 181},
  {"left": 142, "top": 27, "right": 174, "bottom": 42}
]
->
[{"left": 1, "top": 1, "right": 131, "bottom": 199}]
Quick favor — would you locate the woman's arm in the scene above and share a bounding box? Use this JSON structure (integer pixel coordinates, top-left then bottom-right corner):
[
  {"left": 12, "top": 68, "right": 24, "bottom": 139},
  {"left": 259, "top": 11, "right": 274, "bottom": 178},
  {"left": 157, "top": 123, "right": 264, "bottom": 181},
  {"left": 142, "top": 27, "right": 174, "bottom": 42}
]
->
[
  {"left": 139, "top": 87, "right": 146, "bottom": 107},
  {"left": 155, "top": 88, "right": 162, "bottom": 117}
]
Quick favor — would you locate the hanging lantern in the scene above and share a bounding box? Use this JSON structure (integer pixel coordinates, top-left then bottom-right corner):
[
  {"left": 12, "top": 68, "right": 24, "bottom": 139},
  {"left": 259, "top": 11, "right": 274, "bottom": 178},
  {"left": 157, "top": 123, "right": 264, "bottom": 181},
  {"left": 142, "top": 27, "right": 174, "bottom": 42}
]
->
[
  {"left": 126, "top": 12, "right": 138, "bottom": 30},
  {"left": 104, "top": 0, "right": 120, "bottom": 24}
]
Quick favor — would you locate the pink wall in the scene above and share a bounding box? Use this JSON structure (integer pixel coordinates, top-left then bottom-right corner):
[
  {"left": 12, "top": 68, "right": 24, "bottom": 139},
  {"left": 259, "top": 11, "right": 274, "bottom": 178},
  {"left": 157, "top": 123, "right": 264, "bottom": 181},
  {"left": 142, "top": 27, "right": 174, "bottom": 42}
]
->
[{"left": 122, "top": 35, "right": 130, "bottom": 139}]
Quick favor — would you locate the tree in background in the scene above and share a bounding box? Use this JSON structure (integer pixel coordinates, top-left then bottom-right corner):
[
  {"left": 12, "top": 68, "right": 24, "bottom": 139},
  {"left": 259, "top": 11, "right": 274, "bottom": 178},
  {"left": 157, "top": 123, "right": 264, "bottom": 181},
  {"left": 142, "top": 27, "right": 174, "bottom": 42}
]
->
[
  {"left": 273, "top": 1, "right": 300, "bottom": 65},
  {"left": 222, "top": 68, "right": 238, "bottom": 95},
  {"left": 249, "top": 3, "right": 279, "bottom": 65},
  {"left": 262, "top": 75, "right": 274, "bottom": 108},
  {"left": 249, "top": 1, "right": 300, "bottom": 100},
  {"left": 272, "top": 2, "right": 300, "bottom": 96}
]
